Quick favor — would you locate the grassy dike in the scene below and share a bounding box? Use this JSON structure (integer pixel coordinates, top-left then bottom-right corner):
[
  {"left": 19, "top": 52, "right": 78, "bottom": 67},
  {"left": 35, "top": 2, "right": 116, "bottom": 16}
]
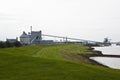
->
[{"left": 0, "top": 44, "right": 120, "bottom": 80}]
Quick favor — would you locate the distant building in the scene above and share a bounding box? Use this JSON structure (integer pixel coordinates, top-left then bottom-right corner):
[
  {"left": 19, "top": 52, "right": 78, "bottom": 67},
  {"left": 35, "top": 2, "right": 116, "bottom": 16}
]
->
[
  {"left": 20, "top": 30, "right": 53, "bottom": 45},
  {"left": 20, "top": 31, "right": 30, "bottom": 45},
  {"left": 116, "top": 42, "right": 120, "bottom": 46},
  {"left": 30, "top": 31, "right": 42, "bottom": 44},
  {"left": 6, "top": 37, "right": 18, "bottom": 43},
  {"left": 40, "top": 40, "right": 54, "bottom": 44},
  {"left": 103, "top": 38, "right": 111, "bottom": 46}
]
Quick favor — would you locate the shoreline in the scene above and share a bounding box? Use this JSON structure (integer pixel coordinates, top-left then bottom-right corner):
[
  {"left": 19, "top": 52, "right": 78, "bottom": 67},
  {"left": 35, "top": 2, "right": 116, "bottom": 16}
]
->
[
  {"left": 80, "top": 47, "right": 120, "bottom": 68},
  {"left": 79, "top": 54, "right": 109, "bottom": 68}
]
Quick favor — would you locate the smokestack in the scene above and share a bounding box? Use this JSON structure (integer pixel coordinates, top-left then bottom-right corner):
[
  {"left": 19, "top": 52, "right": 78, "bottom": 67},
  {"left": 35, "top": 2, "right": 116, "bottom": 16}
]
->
[{"left": 30, "top": 26, "right": 32, "bottom": 33}]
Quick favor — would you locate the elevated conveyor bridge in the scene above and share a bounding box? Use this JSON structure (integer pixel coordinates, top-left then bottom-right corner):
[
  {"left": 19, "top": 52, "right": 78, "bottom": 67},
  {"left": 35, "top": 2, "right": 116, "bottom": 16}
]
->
[{"left": 42, "top": 34, "right": 104, "bottom": 46}]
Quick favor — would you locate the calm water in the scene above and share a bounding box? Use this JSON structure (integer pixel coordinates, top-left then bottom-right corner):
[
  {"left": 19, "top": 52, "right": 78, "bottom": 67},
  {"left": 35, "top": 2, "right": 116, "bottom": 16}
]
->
[
  {"left": 94, "top": 45, "right": 120, "bottom": 55},
  {"left": 91, "top": 45, "right": 120, "bottom": 69}
]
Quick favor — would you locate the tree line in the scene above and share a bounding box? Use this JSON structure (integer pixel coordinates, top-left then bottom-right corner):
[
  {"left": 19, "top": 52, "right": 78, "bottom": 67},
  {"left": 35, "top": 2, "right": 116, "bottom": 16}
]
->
[{"left": 0, "top": 41, "right": 22, "bottom": 48}]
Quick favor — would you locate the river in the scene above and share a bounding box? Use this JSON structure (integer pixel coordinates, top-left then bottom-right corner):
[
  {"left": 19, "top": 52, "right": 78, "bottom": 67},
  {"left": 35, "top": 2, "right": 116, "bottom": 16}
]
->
[{"left": 90, "top": 45, "right": 120, "bottom": 69}]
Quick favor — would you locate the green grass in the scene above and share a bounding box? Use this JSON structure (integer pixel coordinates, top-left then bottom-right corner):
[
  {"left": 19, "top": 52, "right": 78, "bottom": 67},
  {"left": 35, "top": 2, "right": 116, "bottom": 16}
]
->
[{"left": 0, "top": 44, "right": 120, "bottom": 80}]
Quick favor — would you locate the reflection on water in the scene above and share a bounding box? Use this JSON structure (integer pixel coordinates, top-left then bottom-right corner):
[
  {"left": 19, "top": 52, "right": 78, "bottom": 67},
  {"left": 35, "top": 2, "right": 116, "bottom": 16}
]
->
[
  {"left": 90, "top": 57, "right": 120, "bottom": 69},
  {"left": 91, "top": 45, "right": 120, "bottom": 69}
]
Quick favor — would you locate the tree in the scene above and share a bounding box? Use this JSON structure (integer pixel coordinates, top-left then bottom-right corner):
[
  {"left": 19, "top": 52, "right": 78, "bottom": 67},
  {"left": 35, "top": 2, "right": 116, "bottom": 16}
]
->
[
  {"left": 5, "top": 41, "right": 14, "bottom": 47},
  {"left": 14, "top": 41, "right": 22, "bottom": 47},
  {"left": 0, "top": 41, "right": 6, "bottom": 48}
]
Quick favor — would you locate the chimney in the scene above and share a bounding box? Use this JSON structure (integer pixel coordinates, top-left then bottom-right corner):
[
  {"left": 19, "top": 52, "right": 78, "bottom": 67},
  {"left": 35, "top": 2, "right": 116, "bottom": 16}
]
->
[{"left": 30, "top": 26, "right": 32, "bottom": 33}]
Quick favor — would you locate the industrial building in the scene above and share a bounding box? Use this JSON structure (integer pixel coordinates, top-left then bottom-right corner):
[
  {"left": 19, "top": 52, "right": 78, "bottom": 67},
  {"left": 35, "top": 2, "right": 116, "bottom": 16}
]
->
[
  {"left": 20, "top": 30, "right": 53, "bottom": 45},
  {"left": 6, "top": 37, "right": 18, "bottom": 43}
]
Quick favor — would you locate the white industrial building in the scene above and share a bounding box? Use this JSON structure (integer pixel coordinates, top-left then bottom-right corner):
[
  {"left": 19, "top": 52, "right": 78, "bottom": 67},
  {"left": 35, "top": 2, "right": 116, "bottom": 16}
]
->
[
  {"left": 20, "top": 31, "right": 30, "bottom": 45},
  {"left": 20, "top": 30, "right": 53, "bottom": 45}
]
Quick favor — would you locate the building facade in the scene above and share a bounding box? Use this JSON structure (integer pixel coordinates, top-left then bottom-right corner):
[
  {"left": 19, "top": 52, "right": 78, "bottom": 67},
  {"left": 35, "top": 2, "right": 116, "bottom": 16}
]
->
[
  {"left": 20, "top": 31, "right": 30, "bottom": 45},
  {"left": 20, "top": 30, "right": 47, "bottom": 45},
  {"left": 30, "top": 31, "right": 42, "bottom": 44}
]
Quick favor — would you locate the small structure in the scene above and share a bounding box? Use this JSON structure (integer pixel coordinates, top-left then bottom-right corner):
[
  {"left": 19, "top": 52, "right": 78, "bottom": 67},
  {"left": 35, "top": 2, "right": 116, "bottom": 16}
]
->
[
  {"left": 116, "top": 42, "right": 120, "bottom": 46},
  {"left": 6, "top": 37, "right": 18, "bottom": 43}
]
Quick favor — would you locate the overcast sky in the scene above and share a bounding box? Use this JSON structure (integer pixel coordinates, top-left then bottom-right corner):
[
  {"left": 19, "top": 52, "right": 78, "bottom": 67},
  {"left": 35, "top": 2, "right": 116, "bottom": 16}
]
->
[{"left": 0, "top": 0, "right": 120, "bottom": 42}]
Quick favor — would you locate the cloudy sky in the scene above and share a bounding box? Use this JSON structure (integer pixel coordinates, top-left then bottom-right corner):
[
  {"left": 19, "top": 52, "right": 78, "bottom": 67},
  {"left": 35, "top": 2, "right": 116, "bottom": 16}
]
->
[{"left": 0, "top": 0, "right": 120, "bottom": 42}]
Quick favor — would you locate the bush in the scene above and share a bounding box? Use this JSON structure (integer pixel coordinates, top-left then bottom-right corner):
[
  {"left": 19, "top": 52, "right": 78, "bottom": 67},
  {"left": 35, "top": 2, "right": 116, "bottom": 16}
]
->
[
  {"left": 14, "top": 41, "right": 22, "bottom": 47},
  {"left": 6, "top": 41, "right": 14, "bottom": 47},
  {"left": 0, "top": 41, "right": 22, "bottom": 48},
  {"left": 0, "top": 41, "right": 6, "bottom": 48}
]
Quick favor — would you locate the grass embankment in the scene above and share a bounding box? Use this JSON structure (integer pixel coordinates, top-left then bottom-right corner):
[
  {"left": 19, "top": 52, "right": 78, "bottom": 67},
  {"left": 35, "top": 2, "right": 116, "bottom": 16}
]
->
[{"left": 0, "top": 44, "right": 120, "bottom": 80}]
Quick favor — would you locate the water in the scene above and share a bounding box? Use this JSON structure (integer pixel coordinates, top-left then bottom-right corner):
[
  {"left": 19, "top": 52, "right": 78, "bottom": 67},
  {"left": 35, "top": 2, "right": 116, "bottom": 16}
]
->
[
  {"left": 91, "top": 45, "right": 120, "bottom": 69},
  {"left": 90, "top": 57, "right": 120, "bottom": 69},
  {"left": 94, "top": 45, "right": 120, "bottom": 55}
]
